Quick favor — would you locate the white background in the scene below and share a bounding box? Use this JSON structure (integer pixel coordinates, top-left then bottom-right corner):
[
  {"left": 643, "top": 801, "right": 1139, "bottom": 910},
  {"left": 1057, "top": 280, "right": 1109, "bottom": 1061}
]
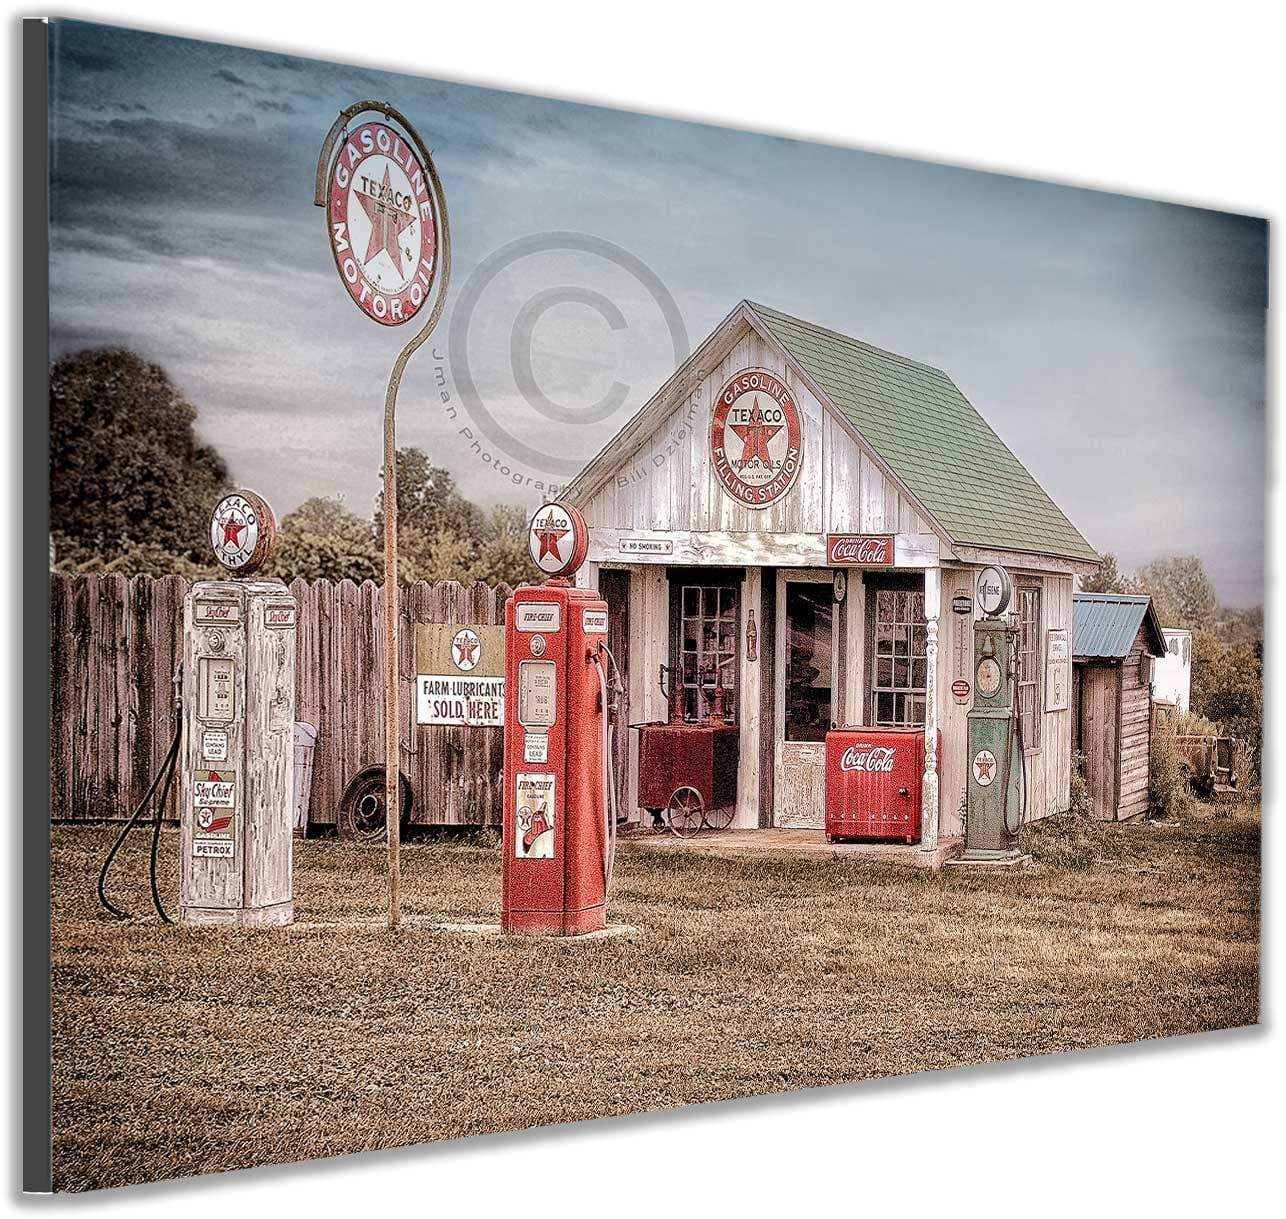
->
[{"left": 3, "top": 2, "right": 1280, "bottom": 1214}]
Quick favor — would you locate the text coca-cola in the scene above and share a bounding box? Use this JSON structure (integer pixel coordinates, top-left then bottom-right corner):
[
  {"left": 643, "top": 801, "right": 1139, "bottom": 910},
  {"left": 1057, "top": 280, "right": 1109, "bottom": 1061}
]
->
[
  {"left": 839, "top": 745, "right": 896, "bottom": 773},
  {"left": 827, "top": 534, "right": 892, "bottom": 565}
]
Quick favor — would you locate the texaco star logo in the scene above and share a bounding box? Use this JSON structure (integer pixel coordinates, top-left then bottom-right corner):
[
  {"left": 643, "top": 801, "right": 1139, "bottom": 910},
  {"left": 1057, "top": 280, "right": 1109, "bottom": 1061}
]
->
[
  {"left": 710, "top": 368, "right": 803, "bottom": 509},
  {"left": 210, "top": 493, "right": 260, "bottom": 570},
  {"left": 327, "top": 121, "right": 438, "bottom": 326},
  {"left": 209, "top": 489, "right": 276, "bottom": 575},
  {"left": 451, "top": 628, "right": 481, "bottom": 672},
  {"left": 973, "top": 749, "right": 998, "bottom": 787},
  {"left": 527, "top": 501, "right": 588, "bottom": 578}
]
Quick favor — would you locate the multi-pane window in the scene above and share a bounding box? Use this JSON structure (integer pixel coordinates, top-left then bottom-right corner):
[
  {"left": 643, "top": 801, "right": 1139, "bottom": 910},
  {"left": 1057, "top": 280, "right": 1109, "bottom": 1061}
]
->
[
  {"left": 678, "top": 584, "right": 738, "bottom": 722},
  {"left": 871, "top": 587, "right": 927, "bottom": 727},
  {"left": 1017, "top": 584, "right": 1041, "bottom": 749}
]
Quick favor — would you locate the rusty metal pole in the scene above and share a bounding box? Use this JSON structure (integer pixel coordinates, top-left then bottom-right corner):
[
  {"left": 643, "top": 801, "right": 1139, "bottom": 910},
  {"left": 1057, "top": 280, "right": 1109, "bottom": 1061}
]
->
[
  {"left": 379, "top": 154, "right": 451, "bottom": 931},
  {"left": 315, "top": 102, "right": 451, "bottom": 929}
]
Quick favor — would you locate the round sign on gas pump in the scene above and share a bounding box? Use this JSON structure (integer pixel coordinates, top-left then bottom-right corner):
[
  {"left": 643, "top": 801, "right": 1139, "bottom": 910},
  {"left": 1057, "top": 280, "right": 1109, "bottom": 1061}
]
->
[
  {"left": 210, "top": 489, "right": 276, "bottom": 576},
  {"left": 527, "top": 501, "right": 589, "bottom": 579},
  {"left": 975, "top": 564, "right": 1013, "bottom": 618}
]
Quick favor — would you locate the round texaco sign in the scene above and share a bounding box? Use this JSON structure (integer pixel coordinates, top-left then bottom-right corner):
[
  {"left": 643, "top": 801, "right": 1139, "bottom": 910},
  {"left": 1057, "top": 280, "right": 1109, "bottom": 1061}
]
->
[
  {"left": 209, "top": 489, "right": 276, "bottom": 575},
  {"left": 710, "top": 368, "right": 804, "bottom": 509},
  {"left": 451, "top": 628, "right": 481, "bottom": 672},
  {"left": 326, "top": 121, "right": 438, "bottom": 326},
  {"left": 528, "top": 501, "right": 589, "bottom": 579}
]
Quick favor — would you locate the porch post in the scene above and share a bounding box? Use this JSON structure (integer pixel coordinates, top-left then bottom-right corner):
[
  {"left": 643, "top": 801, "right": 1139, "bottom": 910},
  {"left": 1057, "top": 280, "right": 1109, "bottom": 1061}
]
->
[{"left": 921, "top": 566, "right": 941, "bottom": 852}]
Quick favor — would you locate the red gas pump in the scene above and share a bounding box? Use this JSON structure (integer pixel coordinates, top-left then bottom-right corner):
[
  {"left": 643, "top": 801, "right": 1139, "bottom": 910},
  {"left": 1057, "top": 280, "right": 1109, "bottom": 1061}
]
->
[{"left": 502, "top": 502, "right": 621, "bottom": 935}]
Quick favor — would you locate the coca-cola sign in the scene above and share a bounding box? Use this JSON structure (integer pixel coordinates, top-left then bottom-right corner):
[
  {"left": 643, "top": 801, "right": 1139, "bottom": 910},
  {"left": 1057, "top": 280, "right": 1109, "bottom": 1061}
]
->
[
  {"left": 826, "top": 534, "right": 894, "bottom": 566},
  {"left": 839, "top": 745, "right": 896, "bottom": 773}
]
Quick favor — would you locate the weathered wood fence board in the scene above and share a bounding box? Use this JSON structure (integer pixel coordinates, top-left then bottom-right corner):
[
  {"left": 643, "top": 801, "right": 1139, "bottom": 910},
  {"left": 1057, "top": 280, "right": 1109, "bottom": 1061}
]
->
[{"left": 49, "top": 574, "right": 512, "bottom": 828}]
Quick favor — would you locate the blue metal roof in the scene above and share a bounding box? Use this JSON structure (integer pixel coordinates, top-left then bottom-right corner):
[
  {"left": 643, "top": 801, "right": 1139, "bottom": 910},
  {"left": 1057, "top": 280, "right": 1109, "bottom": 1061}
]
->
[{"left": 1073, "top": 593, "right": 1167, "bottom": 660}]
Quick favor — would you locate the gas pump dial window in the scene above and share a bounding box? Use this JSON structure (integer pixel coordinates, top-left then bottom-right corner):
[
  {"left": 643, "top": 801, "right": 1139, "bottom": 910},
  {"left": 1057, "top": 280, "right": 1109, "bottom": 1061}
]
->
[
  {"left": 518, "top": 660, "right": 557, "bottom": 729},
  {"left": 976, "top": 656, "right": 1003, "bottom": 698}
]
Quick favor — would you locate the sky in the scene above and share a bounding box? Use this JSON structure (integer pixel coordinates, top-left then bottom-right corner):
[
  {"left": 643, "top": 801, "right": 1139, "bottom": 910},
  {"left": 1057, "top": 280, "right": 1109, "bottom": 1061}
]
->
[{"left": 47, "top": 20, "right": 1269, "bottom": 606}]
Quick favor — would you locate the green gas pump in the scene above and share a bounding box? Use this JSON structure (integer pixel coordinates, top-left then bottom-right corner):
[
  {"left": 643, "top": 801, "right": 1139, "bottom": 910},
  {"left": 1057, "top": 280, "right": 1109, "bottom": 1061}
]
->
[{"left": 962, "top": 565, "right": 1025, "bottom": 860}]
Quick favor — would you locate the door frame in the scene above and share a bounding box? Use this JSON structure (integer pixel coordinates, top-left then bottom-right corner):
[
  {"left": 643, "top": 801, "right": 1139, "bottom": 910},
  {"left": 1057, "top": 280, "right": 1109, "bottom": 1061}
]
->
[{"left": 773, "top": 569, "right": 839, "bottom": 826}]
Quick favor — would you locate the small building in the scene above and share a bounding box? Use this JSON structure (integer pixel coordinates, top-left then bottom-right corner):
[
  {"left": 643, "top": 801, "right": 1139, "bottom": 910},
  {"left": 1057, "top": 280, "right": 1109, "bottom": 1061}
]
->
[
  {"left": 1152, "top": 627, "right": 1192, "bottom": 715},
  {"left": 566, "top": 300, "right": 1100, "bottom": 845},
  {"left": 1071, "top": 593, "right": 1167, "bottom": 821}
]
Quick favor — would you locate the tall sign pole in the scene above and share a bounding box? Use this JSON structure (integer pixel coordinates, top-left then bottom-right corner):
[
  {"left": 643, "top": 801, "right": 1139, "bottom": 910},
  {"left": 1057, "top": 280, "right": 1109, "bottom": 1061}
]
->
[{"left": 315, "top": 102, "right": 451, "bottom": 928}]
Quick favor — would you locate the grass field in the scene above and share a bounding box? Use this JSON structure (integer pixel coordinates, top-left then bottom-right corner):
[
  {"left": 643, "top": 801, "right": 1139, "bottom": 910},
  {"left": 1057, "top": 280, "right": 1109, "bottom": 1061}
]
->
[{"left": 50, "top": 805, "right": 1260, "bottom": 1191}]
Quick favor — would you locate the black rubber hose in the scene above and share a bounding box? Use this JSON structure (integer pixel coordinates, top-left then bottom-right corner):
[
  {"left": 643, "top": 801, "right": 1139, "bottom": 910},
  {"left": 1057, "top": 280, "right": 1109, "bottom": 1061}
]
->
[
  {"left": 97, "top": 720, "right": 181, "bottom": 921},
  {"left": 148, "top": 732, "right": 178, "bottom": 924}
]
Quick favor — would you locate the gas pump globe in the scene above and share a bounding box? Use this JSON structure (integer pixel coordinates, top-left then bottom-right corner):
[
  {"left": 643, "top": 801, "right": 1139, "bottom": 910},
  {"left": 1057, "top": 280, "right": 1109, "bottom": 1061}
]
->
[{"left": 962, "top": 564, "right": 1024, "bottom": 860}]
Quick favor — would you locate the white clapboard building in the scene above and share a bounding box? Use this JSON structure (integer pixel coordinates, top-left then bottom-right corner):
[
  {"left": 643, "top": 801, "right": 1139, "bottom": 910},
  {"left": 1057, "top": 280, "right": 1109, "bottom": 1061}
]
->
[{"left": 566, "top": 301, "right": 1100, "bottom": 847}]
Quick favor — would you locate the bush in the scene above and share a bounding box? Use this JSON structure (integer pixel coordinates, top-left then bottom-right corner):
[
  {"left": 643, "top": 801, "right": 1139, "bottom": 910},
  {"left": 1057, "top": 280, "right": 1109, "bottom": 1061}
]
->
[
  {"left": 1150, "top": 719, "right": 1194, "bottom": 819},
  {"left": 1232, "top": 740, "right": 1257, "bottom": 798},
  {"left": 1174, "top": 709, "right": 1222, "bottom": 737},
  {"left": 1068, "top": 752, "right": 1092, "bottom": 818}
]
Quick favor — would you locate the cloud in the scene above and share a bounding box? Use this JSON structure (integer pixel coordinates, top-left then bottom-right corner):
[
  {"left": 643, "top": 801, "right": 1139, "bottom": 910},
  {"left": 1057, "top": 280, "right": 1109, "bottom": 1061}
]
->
[
  {"left": 45, "top": 21, "right": 1268, "bottom": 605},
  {"left": 62, "top": 47, "right": 115, "bottom": 73}
]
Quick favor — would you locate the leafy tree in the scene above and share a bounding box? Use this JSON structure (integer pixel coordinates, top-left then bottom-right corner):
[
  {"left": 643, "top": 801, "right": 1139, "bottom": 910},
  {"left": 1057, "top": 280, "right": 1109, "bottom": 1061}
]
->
[
  {"left": 1080, "top": 552, "right": 1134, "bottom": 594},
  {"left": 466, "top": 505, "right": 536, "bottom": 588},
  {"left": 56, "top": 538, "right": 218, "bottom": 580},
  {"left": 270, "top": 497, "right": 381, "bottom": 583},
  {"left": 50, "top": 349, "right": 229, "bottom": 564},
  {"left": 376, "top": 448, "right": 489, "bottom": 581},
  {"left": 1133, "top": 555, "right": 1218, "bottom": 630}
]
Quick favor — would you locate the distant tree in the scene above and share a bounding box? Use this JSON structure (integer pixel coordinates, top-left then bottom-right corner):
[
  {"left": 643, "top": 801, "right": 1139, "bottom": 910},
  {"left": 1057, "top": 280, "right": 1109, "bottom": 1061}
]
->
[
  {"left": 56, "top": 538, "right": 218, "bottom": 580},
  {"left": 467, "top": 504, "right": 536, "bottom": 588},
  {"left": 270, "top": 497, "right": 381, "bottom": 583},
  {"left": 1134, "top": 555, "right": 1218, "bottom": 630},
  {"left": 376, "top": 448, "right": 488, "bottom": 581},
  {"left": 1080, "top": 552, "right": 1134, "bottom": 594},
  {"left": 50, "top": 349, "right": 229, "bottom": 565}
]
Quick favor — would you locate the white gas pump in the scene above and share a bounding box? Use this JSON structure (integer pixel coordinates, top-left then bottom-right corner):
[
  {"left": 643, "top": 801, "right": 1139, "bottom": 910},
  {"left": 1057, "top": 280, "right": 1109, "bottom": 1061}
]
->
[{"left": 179, "top": 491, "right": 297, "bottom": 925}]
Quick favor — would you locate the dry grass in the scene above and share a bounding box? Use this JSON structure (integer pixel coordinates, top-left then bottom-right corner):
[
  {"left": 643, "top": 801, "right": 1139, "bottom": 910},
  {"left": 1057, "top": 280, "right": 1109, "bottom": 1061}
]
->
[{"left": 51, "top": 806, "right": 1260, "bottom": 1192}]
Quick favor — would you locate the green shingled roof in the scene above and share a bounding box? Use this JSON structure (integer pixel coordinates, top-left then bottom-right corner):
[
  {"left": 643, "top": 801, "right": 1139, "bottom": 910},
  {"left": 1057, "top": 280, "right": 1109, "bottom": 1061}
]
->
[{"left": 749, "top": 302, "right": 1099, "bottom": 563}]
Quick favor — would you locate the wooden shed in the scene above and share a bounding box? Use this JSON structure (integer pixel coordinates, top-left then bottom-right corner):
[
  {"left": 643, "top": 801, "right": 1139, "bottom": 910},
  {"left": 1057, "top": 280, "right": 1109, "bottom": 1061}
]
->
[
  {"left": 565, "top": 300, "right": 1101, "bottom": 846},
  {"left": 1071, "top": 593, "right": 1167, "bottom": 821}
]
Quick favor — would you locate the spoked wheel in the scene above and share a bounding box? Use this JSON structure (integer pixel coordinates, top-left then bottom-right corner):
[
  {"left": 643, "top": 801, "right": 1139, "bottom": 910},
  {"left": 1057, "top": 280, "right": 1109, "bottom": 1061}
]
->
[
  {"left": 702, "top": 802, "right": 735, "bottom": 831},
  {"left": 339, "top": 767, "right": 413, "bottom": 841},
  {"left": 667, "top": 786, "right": 705, "bottom": 838}
]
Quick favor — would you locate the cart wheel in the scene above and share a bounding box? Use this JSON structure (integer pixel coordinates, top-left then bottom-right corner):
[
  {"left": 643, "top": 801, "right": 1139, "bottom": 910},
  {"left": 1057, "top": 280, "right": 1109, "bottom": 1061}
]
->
[
  {"left": 667, "top": 786, "right": 704, "bottom": 838},
  {"left": 703, "top": 803, "right": 735, "bottom": 831}
]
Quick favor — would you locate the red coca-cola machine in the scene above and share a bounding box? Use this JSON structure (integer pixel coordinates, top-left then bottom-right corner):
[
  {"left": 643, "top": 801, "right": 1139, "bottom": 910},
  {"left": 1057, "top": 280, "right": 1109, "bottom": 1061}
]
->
[
  {"left": 502, "top": 502, "right": 620, "bottom": 936},
  {"left": 824, "top": 727, "right": 937, "bottom": 844}
]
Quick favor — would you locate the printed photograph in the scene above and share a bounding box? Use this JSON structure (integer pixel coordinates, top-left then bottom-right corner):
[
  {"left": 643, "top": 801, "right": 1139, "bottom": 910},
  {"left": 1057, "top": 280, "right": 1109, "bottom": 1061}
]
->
[{"left": 35, "top": 16, "right": 1264, "bottom": 1192}]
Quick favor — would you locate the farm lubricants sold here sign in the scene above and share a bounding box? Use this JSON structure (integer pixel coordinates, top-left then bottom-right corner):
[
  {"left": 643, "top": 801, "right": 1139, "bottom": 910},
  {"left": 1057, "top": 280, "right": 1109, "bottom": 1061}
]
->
[{"left": 415, "top": 623, "right": 505, "bottom": 727}]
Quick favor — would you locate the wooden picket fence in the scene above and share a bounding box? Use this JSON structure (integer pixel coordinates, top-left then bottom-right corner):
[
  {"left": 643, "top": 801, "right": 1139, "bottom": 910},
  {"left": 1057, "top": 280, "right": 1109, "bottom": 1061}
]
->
[{"left": 49, "top": 573, "right": 512, "bottom": 829}]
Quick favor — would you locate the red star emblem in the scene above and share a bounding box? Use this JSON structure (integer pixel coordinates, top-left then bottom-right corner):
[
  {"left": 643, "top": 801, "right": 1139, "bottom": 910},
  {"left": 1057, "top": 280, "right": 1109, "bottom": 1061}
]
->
[
  {"left": 728, "top": 396, "right": 783, "bottom": 468},
  {"left": 534, "top": 515, "right": 569, "bottom": 562},
  {"left": 356, "top": 167, "right": 416, "bottom": 275},
  {"left": 454, "top": 637, "right": 478, "bottom": 665},
  {"left": 221, "top": 517, "right": 246, "bottom": 547},
  {"left": 975, "top": 756, "right": 995, "bottom": 780}
]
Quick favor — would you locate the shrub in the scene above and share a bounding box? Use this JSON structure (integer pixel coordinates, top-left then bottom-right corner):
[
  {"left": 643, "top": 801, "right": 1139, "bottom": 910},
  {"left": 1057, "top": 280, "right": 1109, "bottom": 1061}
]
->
[
  {"left": 1068, "top": 752, "right": 1092, "bottom": 818},
  {"left": 1231, "top": 740, "right": 1257, "bottom": 798},
  {"left": 1174, "top": 710, "right": 1222, "bottom": 737},
  {"left": 1150, "top": 718, "right": 1193, "bottom": 819}
]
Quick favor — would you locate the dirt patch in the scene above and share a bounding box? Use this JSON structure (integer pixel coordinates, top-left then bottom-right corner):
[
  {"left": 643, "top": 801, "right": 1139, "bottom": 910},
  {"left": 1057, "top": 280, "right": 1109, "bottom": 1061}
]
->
[{"left": 51, "top": 808, "right": 1260, "bottom": 1190}]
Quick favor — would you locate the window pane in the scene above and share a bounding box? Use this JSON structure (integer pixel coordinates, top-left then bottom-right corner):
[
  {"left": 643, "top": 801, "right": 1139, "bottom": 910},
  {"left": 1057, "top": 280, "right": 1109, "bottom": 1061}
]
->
[
  {"left": 785, "top": 583, "right": 832, "bottom": 742},
  {"left": 676, "top": 581, "right": 739, "bottom": 723}
]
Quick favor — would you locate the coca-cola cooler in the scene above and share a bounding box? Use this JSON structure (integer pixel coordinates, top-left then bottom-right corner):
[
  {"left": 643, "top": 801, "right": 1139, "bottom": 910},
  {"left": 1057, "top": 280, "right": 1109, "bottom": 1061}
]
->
[{"left": 824, "top": 727, "right": 937, "bottom": 844}]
